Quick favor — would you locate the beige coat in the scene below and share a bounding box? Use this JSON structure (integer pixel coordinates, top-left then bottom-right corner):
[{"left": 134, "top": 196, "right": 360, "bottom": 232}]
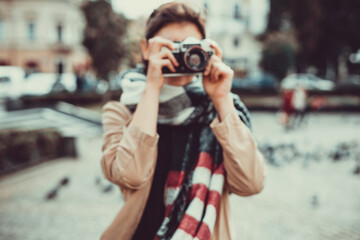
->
[{"left": 100, "top": 101, "right": 266, "bottom": 240}]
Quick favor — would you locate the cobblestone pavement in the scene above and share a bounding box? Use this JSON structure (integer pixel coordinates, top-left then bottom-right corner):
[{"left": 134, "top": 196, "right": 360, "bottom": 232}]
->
[{"left": 1, "top": 113, "right": 360, "bottom": 240}]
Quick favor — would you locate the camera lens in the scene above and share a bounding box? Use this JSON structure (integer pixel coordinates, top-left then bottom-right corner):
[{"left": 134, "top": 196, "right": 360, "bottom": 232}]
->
[
  {"left": 189, "top": 54, "right": 201, "bottom": 67},
  {"left": 184, "top": 47, "right": 208, "bottom": 72}
]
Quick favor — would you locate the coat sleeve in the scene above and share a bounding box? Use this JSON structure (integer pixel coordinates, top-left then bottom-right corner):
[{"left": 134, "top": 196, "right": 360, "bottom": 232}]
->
[
  {"left": 210, "top": 110, "right": 266, "bottom": 196},
  {"left": 100, "top": 101, "right": 159, "bottom": 190}
]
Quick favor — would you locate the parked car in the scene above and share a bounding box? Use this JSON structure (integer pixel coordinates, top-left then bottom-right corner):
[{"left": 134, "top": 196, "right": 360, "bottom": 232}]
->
[
  {"left": 281, "top": 73, "right": 335, "bottom": 91},
  {"left": 336, "top": 75, "right": 360, "bottom": 92},
  {"left": 0, "top": 66, "right": 26, "bottom": 99},
  {"left": 22, "top": 73, "right": 77, "bottom": 96},
  {"left": 232, "top": 72, "right": 278, "bottom": 92}
]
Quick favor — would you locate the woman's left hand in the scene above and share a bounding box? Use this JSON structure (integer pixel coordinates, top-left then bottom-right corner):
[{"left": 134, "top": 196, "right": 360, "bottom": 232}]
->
[{"left": 202, "top": 41, "right": 234, "bottom": 102}]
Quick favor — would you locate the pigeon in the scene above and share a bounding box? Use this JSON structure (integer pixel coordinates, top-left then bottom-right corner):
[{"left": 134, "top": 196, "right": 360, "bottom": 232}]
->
[
  {"left": 103, "top": 184, "right": 114, "bottom": 193},
  {"left": 95, "top": 176, "right": 102, "bottom": 185},
  {"left": 46, "top": 188, "right": 58, "bottom": 200},
  {"left": 45, "top": 176, "right": 70, "bottom": 201},
  {"left": 311, "top": 194, "right": 319, "bottom": 208},
  {"left": 354, "top": 165, "right": 360, "bottom": 175},
  {"left": 60, "top": 177, "right": 70, "bottom": 186}
]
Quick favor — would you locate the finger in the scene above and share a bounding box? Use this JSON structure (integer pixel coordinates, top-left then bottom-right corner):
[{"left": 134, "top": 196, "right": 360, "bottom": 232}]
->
[
  {"left": 209, "top": 40, "right": 223, "bottom": 59},
  {"left": 149, "top": 36, "right": 174, "bottom": 52},
  {"left": 211, "top": 62, "right": 225, "bottom": 82},
  {"left": 210, "top": 62, "right": 219, "bottom": 82},
  {"left": 203, "top": 56, "right": 215, "bottom": 76},
  {"left": 217, "top": 64, "right": 234, "bottom": 81},
  {"left": 214, "top": 66, "right": 223, "bottom": 82},
  {"left": 160, "top": 48, "right": 179, "bottom": 67},
  {"left": 204, "top": 55, "right": 221, "bottom": 76},
  {"left": 160, "top": 59, "right": 176, "bottom": 72}
]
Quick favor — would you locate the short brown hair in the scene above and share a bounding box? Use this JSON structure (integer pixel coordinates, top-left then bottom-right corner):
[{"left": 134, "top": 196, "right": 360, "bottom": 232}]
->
[{"left": 145, "top": 2, "right": 206, "bottom": 40}]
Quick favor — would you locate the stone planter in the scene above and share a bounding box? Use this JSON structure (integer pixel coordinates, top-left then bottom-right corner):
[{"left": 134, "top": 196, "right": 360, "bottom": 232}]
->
[{"left": 0, "top": 129, "right": 77, "bottom": 175}]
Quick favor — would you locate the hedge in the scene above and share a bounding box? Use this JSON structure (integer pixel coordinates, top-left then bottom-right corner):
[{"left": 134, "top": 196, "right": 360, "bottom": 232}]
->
[{"left": 0, "top": 129, "right": 76, "bottom": 175}]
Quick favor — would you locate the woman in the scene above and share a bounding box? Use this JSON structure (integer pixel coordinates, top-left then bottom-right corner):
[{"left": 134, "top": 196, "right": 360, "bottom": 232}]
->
[{"left": 100, "top": 2, "right": 266, "bottom": 240}]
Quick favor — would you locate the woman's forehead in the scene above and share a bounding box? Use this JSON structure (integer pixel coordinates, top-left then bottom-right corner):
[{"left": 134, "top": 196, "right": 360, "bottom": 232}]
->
[{"left": 154, "top": 22, "right": 203, "bottom": 42}]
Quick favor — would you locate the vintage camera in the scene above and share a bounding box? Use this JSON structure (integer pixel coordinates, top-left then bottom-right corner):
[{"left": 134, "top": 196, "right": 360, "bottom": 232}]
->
[{"left": 162, "top": 37, "right": 215, "bottom": 77}]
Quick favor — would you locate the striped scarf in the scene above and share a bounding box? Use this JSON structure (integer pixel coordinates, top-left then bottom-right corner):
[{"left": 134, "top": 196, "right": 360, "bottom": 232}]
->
[{"left": 120, "top": 70, "right": 251, "bottom": 240}]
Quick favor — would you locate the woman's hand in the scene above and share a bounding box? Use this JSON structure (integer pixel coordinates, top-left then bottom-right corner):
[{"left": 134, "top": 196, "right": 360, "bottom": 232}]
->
[
  {"left": 145, "top": 36, "right": 179, "bottom": 91},
  {"left": 202, "top": 42, "right": 234, "bottom": 102},
  {"left": 203, "top": 42, "right": 236, "bottom": 121},
  {"left": 132, "top": 36, "right": 178, "bottom": 137}
]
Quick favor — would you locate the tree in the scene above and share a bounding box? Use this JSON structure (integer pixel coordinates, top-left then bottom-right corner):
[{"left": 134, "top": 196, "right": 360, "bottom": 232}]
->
[
  {"left": 312, "top": 0, "right": 360, "bottom": 78},
  {"left": 266, "top": 0, "right": 292, "bottom": 32},
  {"left": 82, "top": 0, "right": 128, "bottom": 83},
  {"left": 289, "top": 0, "right": 322, "bottom": 72},
  {"left": 265, "top": 0, "right": 322, "bottom": 73},
  {"left": 265, "top": 0, "right": 360, "bottom": 79},
  {"left": 260, "top": 32, "right": 298, "bottom": 80},
  {"left": 127, "top": 18, "right": 146, "bottom": 68}
]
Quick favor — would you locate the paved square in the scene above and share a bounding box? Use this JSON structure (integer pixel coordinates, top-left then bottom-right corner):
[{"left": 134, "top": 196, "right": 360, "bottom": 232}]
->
[{"left": 1, "top": 112, "right": 359, "bottom": 239}]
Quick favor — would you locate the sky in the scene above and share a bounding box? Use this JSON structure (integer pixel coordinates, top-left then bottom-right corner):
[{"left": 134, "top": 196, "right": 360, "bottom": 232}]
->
[
  {"left": 112, "top": 0, "right": 269, "bottom": 34},
  {"left": 112, "top": 0, "right": 177, "bottom": 19}
]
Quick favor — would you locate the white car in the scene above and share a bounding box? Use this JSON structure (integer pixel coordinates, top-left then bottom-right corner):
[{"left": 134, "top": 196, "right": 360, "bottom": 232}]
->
[
  {"left": 22, "top": 73, "right": 77, "bottom": 96},
  {"left": 0, "top": 66, "right": 26, "bottom": 99},
  {"left": 281, "top": 73, "right": 335, "bottom": 91}
]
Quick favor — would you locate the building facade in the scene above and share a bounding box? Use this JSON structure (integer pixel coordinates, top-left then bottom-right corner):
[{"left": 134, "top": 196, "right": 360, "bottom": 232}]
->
[
  {"left": 0, "top": 0, "right": 88, "bottom": 74},
  {"left": 203, "top": 0, "right": 268, "bottom": 77}
]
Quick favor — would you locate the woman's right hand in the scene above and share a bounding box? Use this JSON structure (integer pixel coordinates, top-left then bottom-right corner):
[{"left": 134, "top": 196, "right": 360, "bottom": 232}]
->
[
  {"left": 145, "top": 36, "right": 179, "bottom": 91},
  {"left": 132, "top": 37, "right": 178, "bottom": 136}
]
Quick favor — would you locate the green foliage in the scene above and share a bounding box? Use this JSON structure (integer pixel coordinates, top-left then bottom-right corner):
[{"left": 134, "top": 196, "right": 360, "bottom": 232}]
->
[
  {"left": 82, "top": 0, "right": 128, "bottom": 80},
  {"left": 0, "top": 129, "right": 62, "bottom": 174},
  {"left": 36, "top": 130, "right": 62, "bottom": 158},
  {"left": 7, "top": 131, "right": 37, "bottom": 164},
  {"left": 266, "top": 0, "right": 292, "bottom": 32},
  {"left": 260, "top": 32, "right": 297, "bottom": 80},
  {"left": 265, "top": 0, "right": 360, "bottom": 73}
]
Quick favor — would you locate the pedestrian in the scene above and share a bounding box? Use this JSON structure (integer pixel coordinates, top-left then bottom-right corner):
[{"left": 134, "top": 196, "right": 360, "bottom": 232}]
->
[
  {"left": 311, "top": 95, "right": 328, "bottom": 111},
  {"left": 292, "top": 85, "right": 307, "bottom": 127},
  {"left": 74, "top": 64, "right": 86, "bottom": 92},
  {"left": 280, "top": 88, "right": 294, "bottom": 130},
  {"left": 100, "top": 2, "right": 266, "bottom": 240}
]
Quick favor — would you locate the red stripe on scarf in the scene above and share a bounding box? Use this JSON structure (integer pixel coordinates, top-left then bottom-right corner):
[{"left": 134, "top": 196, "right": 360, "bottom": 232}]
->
[
  {"left": 195, "top": 222, "right": 211, "bottom": 240},
  {"left": 189, "top": 183, "right": 208, "bottom": 202},
  {"left": 166, "top": 171, "right": 186, "bottom": 188},
  {"left": 165, "top": 205, "right": 172, "bottom": 217},
  {"left": 165, "top": 190, "right": 221, "bottom": 220},
  {"left": 196, "top": 152, "right": 213, "bottom": 170},
  {"left": 178, "top": 214, "right": 200, "bottom": 236},
  {"left": 157, "top": 155, "right": 225, "bottom": 239},
  {"left": 187, "top": 184, "right": 221, "bottom": 211},
  {"left": 165, "top": 167, "right": 224, "bottom": 217},
  {"left": 213, "top": 162, "right": 225, "bottom": 174},
  {"left": 165, "top": 155, "right": 222, "bottom": 190},
  {"left": 207, "top": 190, "right": 221, "bottom": 208}
]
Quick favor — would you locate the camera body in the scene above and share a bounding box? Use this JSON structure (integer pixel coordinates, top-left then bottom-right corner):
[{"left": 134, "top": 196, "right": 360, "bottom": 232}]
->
[{"left": 162, "top": 37, "right": 215, "bottom": 77}]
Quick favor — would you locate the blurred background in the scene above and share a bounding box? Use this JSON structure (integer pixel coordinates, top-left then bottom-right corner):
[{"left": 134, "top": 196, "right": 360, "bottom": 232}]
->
[{"left": 0, "top": 0, "right": 359, "bottom": 239}]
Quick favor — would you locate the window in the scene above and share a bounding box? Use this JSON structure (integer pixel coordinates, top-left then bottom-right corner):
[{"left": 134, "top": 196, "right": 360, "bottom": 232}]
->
[
  {"left": 234, "top": 4, "right": 241, "bottom": 19},
  {"left": 203, "top": 2, "right": 209, "bottom": 13},
  {"left": 27, "top": 22, "right": 36, "bottom": 41},
  {"left": 26, "top": 61, "right": 39, "bottom": 74},
  {"left": 233, "top": 37, "right": 240, "bottom": 47},
  {"left": 57, "top": 61, "right": 64, "bottom": 74},
  {"left": 0, "top": 20, "right": 5, "bottom": 40},
  {"left": 57, "top": 24, "right": 63, "bottom": 42},
  {"left": 0, "top": 60, "right": 10, "bottom": 66},
  {"left": 0, "top": 76, "right": 10, "bottom": 84}
]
